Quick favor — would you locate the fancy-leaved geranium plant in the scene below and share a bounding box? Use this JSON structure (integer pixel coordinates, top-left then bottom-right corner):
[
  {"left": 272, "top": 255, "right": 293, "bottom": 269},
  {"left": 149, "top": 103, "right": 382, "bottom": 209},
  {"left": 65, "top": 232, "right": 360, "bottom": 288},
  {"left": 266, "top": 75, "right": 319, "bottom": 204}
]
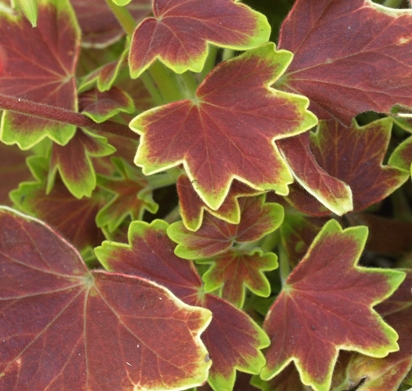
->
[{"left": 1, "top": 1, "right": 412, "bottom": 391}]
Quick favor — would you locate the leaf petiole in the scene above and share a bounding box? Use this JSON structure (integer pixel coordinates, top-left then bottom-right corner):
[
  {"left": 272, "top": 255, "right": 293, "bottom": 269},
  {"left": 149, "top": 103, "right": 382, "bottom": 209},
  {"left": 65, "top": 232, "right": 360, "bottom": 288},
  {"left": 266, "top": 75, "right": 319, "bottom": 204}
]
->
[{"left": 105, "top": 0, "right": 136, "bottom": 36}]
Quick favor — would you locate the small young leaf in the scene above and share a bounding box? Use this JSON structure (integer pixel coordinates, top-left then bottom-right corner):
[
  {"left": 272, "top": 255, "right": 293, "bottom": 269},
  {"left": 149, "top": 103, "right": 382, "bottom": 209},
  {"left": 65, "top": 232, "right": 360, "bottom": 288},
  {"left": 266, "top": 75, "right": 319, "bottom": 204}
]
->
[
  {"left": 0, "top": 207, "right": 212, "bottom": 391},
  {"left": 198, "top": 249, "right": 278, "bottom": 308},
  {"left": 78, "top": 47, "right": 129, "bottom": 92},
  {"left": 48, "top": 129, "right": 116, "bottom": 199},
  {"left": 131, "top": 43, "right": 317, "bottom": 210},
  {"left": 128, "top": 0, "right": 271, "bottom": 77},
  {"left": 168, "top": 195, "right": 284, "bottom": 259},
  {"left": 277, "top": 0, "right": 412, "bottom": 124},
  {"left": 261, "top": 219, "right": 405, "bottom": 391},
  {"left": 80, "top": 86, "right": 135, "bottom": 123}
]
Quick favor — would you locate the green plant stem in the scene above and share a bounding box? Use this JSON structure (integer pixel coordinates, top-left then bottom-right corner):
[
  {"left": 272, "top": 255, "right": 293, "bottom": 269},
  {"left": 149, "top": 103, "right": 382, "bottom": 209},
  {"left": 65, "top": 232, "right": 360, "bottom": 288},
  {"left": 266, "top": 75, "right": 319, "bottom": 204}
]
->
[
  {"left": 382, "top": 0, "right": 403, "bottom": 7},
  {"left": 222, "top": 48, "right": 235, "bottom": 61},
  {"left": 148, "top": 61, "right": 187, "bottom": 102},
  {"left": 279, "top": 243, "right": 290, "bottom": 288},
  {"left": 200, "top": 45, "right": 218, "bottom": 82},
  {"left": 0, "top": 93, "right": 138, "bottom": 140},
  {"left": 260, "top": 230, "right": 280, "bottom": 253},
  {"left": 179, "top": 71, "right": 198, "bottom": 99},
  {"left": 105, "top": 0, "right": 136, "bottom": 36},
  {"left": 140, "top": 71, "right": 166, "bottom": 106}
]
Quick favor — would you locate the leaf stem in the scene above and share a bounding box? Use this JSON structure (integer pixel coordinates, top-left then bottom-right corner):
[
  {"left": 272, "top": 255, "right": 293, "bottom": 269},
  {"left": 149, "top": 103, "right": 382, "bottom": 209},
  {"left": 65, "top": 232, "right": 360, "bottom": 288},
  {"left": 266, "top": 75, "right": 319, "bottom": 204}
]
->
[
  {"left": 222, "top": 48, "right": 235, "bottom": 61},
  {"left": 0, "top": 93, "right": 138, "bottom": 140},
  {"left": 200, "top": 45, "right": 218, "bottom": 82},
  {"left": 178, "top": 71, "right": 198, "bottom": 99},
  {"left": 105, "top": 0, "right": 136, "bottom": 36},
  {"left": 140, "top": 71, "right": 166, "bottom": 106},
  {"left": 148, "top": 61, "right": 186, "bottom": 102},
  {"left": 279, "top": 243, "right": 290, "bottom": 288}
]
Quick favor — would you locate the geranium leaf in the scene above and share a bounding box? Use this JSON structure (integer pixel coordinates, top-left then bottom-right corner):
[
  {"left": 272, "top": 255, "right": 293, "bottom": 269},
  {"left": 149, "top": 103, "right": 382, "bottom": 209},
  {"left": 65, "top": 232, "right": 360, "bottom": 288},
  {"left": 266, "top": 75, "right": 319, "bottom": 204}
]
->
[
  {"left": 128, "top": 0, "right": 271, "bottom": 77},
  {"left": 9, "top": 156, "right": 105, "bottom": 252},
  {"left": 168, "top": 195, "right": 284, "bottom": 259},
  {"left": 261, "top": 219, "right": 405, "bottom": 391},
  {"left": 177, "top": 174, "right": 264, "bottom": 232},
  {"left": 277, "top": 0, "right": 412, "bottom": 124},
  {"left": 0, "top": 207, "right": 212, "bottom": 391},
  {"left": 71, "top": 0, "right": 151, "bottom": 48},
  {"left": 78, "top": 47, "right": 129, "bottom": 93},
  {"left": 198, "top": 249, "right": 277, "bottom": 308},
  {"left": 95, "top": 220, "right": 270, "bottom": 391},
  {"left": 278, "top": 133, "right": 352, "bottom": 216},
  {"left": 0, "top": 0, "right": 80, "bottom": 149},
  {"left": 131, "top": 43, "right": 317, "bottom": 210},
  {"left": 96, "top": 157, "right": 158, "bottom": 232},
  {"left": 340, "top": 270, "right": 412, "bottom": 391},
  {"left": 283, "top": 118, "right": 408, "bottom": 216},
  {"left": 48, "top": 128, "right": 116, "bottom": 199},
  {"left": 80, "top": 86, "right": 135, "bottom": 123}
]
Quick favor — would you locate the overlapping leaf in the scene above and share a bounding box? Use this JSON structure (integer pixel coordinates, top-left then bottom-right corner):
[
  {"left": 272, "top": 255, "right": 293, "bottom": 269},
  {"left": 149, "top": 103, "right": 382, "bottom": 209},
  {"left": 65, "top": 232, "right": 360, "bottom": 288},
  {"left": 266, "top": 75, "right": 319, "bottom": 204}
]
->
[
  {"left": 280, "top": 213, "right": 326, "bottom": 268},
  {"left": 0, "top": 207, "right": 212, "bottom": 391},
  {"left": 168, "top": 195, "right": 282, "bottom": 307},
  {"left": 96, "top": 220, "right": 270, "bottom": 391},
  {"left": 131, "top": 43, "right": 318, "bottom": 210},
  {"left": 71, "top": 0, "right": 151, "bottom": 48},
  {"left": 168, "top": 195, "right": 284, "bottom": 259},
  {"left": 277, "top": 0, "right": 412, "bottom": 124},
  {"left": 338, "top": 270, "right": 412, "bottom": 391},
  {"left": 282, "top": 118, "right": 408, "bottom": 216},
  {"left": 261, "top": 219, "right": 405, "bottom": 391},
  {"left": 96, "top": 157, "right": 158, "bottom": 233},
  {"left": 80, "top": 86, "right": 135, "bottom": 123},
  {"left": 278, "top": 133, "right": 352, "bottom": 216},
  {"left": 48, "top": 128, "right": 116, "bottom": 199},
  {"left": 252, "top": 363, "right": 303, "bottom": 391},
  {"left": 0, "top": 0, "right": 80, "bottom": 148},
  {"left": 9, "top": 156, "right": 105, "bottom": 252},
  {"left": 177, "top": 174, "right": 263, "bottom": 231},
  {"left": 129, "top": 0, "right": 271, "bottom": 77}
]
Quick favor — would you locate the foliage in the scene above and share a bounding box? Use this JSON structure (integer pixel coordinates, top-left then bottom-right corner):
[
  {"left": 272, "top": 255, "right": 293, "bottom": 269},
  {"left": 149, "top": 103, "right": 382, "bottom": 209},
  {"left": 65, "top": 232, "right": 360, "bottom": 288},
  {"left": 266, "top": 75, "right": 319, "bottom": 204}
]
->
[{"left": 0, "top": 0, "right": 412, "bottom": 390}]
